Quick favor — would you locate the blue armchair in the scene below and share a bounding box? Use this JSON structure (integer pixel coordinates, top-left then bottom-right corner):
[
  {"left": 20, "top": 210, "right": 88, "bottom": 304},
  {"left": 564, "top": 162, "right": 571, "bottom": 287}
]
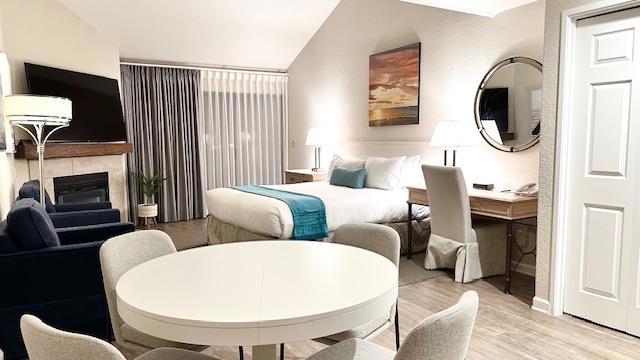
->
[
  {"left": 0, "top": 198, "right": 135, "bottom": 360},
  {"left": 18, "top": 180, "right": 121, "bottom": 228}
]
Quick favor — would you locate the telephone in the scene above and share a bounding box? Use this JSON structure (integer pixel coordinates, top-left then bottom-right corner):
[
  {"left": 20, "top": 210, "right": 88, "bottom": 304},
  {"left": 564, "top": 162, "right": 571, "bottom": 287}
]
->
[{"left": 514, "top": 183, "right": 538, "bottom": 196}]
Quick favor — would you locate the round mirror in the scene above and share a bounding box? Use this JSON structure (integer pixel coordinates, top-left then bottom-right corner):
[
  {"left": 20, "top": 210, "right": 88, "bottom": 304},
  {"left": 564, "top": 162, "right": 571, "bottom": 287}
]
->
[{"left": 474, "top": 57, "right": 542, "bottom": 152}]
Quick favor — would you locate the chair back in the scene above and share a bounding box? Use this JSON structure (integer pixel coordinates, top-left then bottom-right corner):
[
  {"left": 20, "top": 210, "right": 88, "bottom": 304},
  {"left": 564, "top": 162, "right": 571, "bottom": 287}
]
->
[
  {"left": 332, "top": 223, "right": 400, "bottom": 268},
  {"left": 100, "top": 230, "right": 177, "bottom": 342},
  {"left": 395, "top": 291, "right": 479, "bottom": 360},
  {"left": 20, "top": 314, "right": 125, "bottom": 360},
  {"left": 422, "top": 165, "right": 472, "bottom": 244}
]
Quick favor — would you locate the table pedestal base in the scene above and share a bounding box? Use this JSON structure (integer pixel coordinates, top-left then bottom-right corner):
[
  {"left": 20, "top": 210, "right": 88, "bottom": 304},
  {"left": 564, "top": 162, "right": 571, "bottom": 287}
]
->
[{"left": 253, "top": 344, "right": 277, "bottom": 360}]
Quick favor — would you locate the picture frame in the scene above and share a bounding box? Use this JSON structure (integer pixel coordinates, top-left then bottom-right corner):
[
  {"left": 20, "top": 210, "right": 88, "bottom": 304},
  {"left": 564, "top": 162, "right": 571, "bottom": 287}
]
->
[{"left": 369, "top": 43, "right": 421, "bottom": 127}]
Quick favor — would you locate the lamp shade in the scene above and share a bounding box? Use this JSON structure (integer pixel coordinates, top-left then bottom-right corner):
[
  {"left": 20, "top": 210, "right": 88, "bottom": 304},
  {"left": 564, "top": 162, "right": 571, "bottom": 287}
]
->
[
  {"left": 429, "top": 121, "right": 480, "bottom": 149},
  {"left": 4, "top": 95, "right": 72, "bottom": 125},
  {"left": 305, "top": 127, "right": 332, "bottom": 146}
]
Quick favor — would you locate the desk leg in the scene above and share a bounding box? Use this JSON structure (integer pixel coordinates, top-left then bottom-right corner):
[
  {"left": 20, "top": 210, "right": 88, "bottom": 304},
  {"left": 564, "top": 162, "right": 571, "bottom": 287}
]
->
[
  {"left": 407, "top": 202, "right": 413, "bottom": 259},
  {"left": 253, "top": 344, "right": 277, "bottom": 360},
  {"left": 504, "top": 221, "right": 513, "bottom": 294}
]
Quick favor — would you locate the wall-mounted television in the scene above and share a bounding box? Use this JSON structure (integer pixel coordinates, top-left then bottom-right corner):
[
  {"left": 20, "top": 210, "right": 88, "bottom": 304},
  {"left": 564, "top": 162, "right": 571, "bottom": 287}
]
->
[{"left": 25, "top": 63, "right": 128, "bottom": 142}]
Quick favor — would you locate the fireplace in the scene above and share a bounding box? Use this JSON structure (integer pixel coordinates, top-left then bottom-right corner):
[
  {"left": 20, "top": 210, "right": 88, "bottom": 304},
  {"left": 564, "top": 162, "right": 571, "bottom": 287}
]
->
[{"left": 53, "top": 172, "right": 109, "bottom": 204}]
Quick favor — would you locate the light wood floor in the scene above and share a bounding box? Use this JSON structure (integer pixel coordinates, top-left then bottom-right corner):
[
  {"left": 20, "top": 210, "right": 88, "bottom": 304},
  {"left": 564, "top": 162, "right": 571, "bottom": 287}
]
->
[{"left": 123, "top": 220, "right": 640, "bottom": 360}]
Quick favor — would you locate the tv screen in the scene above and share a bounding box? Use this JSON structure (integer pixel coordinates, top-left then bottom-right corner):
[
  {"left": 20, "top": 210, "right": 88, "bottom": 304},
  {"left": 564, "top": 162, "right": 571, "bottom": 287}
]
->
[
  {"left": 25, "top": 63, "right": 128, "bottom": 142},
  {"left": 480, "top": 87, "right": 508, "bottom": 133}
]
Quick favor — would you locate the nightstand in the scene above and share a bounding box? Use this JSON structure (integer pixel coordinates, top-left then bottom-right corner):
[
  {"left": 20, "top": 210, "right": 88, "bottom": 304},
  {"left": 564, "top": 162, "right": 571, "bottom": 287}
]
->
[{"left": 284, "top": 169, "right": 327, "bottom": 184}]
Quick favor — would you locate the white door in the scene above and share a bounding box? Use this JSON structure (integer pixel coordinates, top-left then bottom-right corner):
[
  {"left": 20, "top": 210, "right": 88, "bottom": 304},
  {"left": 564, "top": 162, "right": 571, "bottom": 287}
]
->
[{"left": 564, "top": 7, "right": 640, "bottom": 336}]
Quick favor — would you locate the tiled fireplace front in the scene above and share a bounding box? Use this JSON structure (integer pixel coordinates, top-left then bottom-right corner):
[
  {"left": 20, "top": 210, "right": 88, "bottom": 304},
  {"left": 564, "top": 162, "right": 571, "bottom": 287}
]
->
[{"left": 17, "top": 154, "right": 128, "bottom": 221}]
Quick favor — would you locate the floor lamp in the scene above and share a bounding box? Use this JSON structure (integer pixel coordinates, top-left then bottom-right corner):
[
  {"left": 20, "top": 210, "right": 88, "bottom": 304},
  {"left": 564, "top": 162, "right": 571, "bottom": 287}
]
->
[
  {"left": 5, "top": 95, "right": 72, "bottom": 207},
  {"left": 429, "top": 121, "right": 480, "bottom": 166}
]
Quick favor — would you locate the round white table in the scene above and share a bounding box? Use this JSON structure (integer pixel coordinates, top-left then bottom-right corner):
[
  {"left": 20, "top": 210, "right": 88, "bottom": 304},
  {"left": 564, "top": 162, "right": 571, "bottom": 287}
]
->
[{"left": 116, "top": 241, "right": 398, "bottom": 360}]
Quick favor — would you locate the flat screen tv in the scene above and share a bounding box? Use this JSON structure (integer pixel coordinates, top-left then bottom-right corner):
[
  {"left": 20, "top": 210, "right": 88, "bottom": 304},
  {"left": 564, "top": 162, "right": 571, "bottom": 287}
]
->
[
  {"left": 479, "top": 87, "right": 508, "bottom": 133},
  {"left": 25, "top": 63, "right": 127, "bottom": 142}
]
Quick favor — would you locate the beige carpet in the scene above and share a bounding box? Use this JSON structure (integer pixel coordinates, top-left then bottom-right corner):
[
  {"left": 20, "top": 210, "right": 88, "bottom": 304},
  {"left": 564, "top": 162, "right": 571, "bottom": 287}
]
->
[{"left": 399, "top": 252, "right": 446, "bottom": 286}]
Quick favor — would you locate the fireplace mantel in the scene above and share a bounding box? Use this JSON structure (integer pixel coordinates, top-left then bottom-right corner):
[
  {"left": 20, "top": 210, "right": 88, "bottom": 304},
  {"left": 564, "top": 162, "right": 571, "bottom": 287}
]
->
[{"left": 15, "top": 140, "right": 133, "bottom": 160}]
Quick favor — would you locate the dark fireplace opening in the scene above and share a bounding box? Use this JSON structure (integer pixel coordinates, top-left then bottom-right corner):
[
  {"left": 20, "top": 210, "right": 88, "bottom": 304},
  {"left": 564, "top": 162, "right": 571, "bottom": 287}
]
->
[{"left": 53, "top": 172, "right": 109, "bottom": 204}]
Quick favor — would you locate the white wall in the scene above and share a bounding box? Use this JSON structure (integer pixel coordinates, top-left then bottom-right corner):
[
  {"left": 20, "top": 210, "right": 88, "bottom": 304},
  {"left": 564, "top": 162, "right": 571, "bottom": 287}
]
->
[
  {"left": 288, "top": 0, "right": 544, "bottom": 190},
  {"left": 0, "top": 0, "right": 121, "bottom": 219}
]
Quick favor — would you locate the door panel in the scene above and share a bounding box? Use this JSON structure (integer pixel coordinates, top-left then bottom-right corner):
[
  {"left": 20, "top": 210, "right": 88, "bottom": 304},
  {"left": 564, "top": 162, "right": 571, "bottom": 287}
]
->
[
  {"left": 580, "top": 205, "right": 623, "bottom": 299},
  {"left": 587, "top": 81, "right": 631, "bottom": 177},
  {"left": 564, "top": 7, "right": 640, "bottom": 335}
]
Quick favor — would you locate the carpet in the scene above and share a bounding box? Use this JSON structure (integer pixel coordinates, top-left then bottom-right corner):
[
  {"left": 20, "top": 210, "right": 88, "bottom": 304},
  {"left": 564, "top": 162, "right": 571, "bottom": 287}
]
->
[{"left": 399, "top": 252, "right": 446, "bottom": 286}]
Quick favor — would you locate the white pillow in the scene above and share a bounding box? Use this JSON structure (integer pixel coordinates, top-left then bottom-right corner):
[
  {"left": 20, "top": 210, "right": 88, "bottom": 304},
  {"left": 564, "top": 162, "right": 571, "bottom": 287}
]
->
[
  {"left": 401, "top": 155, "right": 423, "bottom": 188},
  {"left": 364, "top": 156, "right": 406, "bottom": 190},
  {"left": 328, "top": 154, "right": 365, "bottom": 178}
]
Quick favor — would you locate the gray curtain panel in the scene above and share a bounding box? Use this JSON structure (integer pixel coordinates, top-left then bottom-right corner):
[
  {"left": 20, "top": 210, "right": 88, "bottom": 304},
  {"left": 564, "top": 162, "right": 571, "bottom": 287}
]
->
[{"left": 121, "top": 65, "right": 204, "bottom": 222}]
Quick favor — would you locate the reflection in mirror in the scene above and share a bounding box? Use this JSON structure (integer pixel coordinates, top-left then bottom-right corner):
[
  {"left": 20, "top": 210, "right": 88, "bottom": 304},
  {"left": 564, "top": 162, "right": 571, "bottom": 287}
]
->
[{"left": 475, "top": 57, "right": 542, "bottom": 152}]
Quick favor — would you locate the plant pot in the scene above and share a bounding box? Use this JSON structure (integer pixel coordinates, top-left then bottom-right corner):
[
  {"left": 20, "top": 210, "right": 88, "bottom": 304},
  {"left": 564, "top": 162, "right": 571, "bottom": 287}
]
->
[{"left": 137, "top": 203, "right": 158, "bottom": 218}]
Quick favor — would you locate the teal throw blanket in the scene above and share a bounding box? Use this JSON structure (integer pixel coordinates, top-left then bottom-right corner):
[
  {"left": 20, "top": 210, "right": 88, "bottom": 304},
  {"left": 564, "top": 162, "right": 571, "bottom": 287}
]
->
[{"left": 232, "top": 185, "right": 329, "bottom": 240}]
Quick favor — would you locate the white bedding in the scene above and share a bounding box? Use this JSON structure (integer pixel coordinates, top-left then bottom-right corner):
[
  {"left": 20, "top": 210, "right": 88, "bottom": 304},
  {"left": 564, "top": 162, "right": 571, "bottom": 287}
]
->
[{"left": 206, "top": 181, "right": 430, "bottom": 238}]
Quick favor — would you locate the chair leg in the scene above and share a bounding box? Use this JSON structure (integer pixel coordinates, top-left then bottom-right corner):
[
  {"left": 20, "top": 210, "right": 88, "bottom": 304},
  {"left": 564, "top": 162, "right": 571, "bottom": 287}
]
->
[
  {"left": 280, "top": 343, "right": 285, "bottom": 360},
  {"left": 239, "top": 346, "right": 244, "bottom": 360},
  {"left": 395, "top": 303, "right": 400, "bottom": 350}
]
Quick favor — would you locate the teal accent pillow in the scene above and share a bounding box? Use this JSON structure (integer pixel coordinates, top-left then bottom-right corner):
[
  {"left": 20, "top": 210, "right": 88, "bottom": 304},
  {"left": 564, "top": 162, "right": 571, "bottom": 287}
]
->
[{"left": 330, "top": 167, "right": 366, "bottom": 189}]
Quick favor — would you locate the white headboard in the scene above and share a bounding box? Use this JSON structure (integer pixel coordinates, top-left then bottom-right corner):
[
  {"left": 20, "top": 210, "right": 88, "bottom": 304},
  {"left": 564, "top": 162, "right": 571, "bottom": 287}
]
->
[{"left": 331, "top": 140, "right": 539, "bottom": 191}]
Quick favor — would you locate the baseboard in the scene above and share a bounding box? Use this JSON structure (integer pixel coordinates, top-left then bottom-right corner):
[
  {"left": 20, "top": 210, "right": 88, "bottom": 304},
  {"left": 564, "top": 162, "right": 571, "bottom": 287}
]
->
[
  {"left": 511, "top": 260, "right": 536, "bottom": 277},
  {"left": 531, "top": 296, "right": 550, "bottom": 314}
]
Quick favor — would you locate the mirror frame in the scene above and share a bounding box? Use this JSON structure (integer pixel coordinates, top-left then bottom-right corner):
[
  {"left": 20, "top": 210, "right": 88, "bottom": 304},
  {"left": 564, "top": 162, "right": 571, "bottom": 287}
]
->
[{"left": 474, "top": 56, "right": 543, "bottom": 153}]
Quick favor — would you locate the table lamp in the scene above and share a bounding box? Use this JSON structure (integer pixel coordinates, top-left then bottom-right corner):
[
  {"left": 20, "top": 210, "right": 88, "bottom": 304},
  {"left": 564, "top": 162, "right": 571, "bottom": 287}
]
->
[
  {"left": 305, "top": 128, "right": 332, "bottom": 171},
  {"left": 429, "top": 120, "right": 480, "bottom": 166},
  {"left": 5, "top": 95, "right": 72, "bottom": 207}
]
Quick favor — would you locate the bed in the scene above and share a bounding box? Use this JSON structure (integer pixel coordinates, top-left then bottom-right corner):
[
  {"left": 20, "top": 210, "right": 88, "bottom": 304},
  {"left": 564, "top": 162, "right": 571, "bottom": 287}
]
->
[{"left": 206, "top": 181, "right": 431, "bottom": 254}]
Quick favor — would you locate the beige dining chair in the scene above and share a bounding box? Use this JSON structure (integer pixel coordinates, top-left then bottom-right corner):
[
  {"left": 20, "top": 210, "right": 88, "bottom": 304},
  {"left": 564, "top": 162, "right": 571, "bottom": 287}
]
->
[
  {"left": 100, "top": 230, "right": 244, "bottom": 359},
  {"left": 307, "top": 290, "right": 479, "bottom": 360},
  {"left": 318, "top": 223, "right": 401, "bottom": 349},
  {"left": 20, "top": 314, "right": 219, "bottom": 360},
  {"left": 421, "top": 165, "right": 505, "bottom": 283}
]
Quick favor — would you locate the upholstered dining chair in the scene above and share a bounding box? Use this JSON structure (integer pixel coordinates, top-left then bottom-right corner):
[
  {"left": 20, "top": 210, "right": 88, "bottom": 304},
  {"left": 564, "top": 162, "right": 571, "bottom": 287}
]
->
[
  {"left": 20, "top": 314, "right": 219, "bottom": 360},
  {"left": 421, "top": 165, "right": 506, "bottom": 283},
  {"left": 306, "top": 290, "right": 479, "bottom": 360},
  {"left": 100, "top": 230, "right": 245, "bottom": 359},
  {"left": 319, "top": 223, "right": 401, "bottom": 348}
]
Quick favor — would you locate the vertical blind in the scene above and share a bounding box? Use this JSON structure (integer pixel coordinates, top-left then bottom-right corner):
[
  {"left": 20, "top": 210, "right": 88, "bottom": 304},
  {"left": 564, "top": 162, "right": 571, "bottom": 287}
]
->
[{"left": 199, "top": 70, "right": 288, "bottom": 192}]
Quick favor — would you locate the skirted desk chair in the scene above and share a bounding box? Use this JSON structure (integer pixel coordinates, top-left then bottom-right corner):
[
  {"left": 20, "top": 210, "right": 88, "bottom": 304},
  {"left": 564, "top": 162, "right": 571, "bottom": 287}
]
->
[{"left": 421, "top": 165, "right": 506, "bottom": 283}]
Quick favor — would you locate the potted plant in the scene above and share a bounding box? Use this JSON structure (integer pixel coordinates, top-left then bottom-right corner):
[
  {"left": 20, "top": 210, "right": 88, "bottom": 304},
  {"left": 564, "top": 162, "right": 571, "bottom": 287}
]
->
[{"left": 130, "top": 172, "right": 166, "bottom": 226}]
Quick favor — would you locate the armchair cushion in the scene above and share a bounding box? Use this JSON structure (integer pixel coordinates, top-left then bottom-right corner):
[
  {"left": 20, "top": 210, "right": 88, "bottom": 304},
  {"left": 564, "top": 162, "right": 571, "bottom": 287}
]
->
[
  {"left": 49, "top": 209, "right": 121, "bottom": 228},
  {"left": 56, "top": 222, "right": 136, "bottom": 245},
  {"left": 7, "top": 198, "right": 60, "bottom": 250},
  {"left": 54, "top": 201, "right": 112, "bottom": 212},
  {"left": 18, "top": 180, "right": 56, "bottom": 213},
  {"left": 0, "top": 222, "right": 17, "bottom": 254}
]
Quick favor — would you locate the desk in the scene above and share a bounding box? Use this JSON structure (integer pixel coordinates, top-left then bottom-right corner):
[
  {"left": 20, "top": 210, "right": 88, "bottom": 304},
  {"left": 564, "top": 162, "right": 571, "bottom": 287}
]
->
[
  {"left": 116, "top": 241, "right": 398, "bottom": 360},
  {"left": 407, "top": 186, "right": 538, "bottom": 294}
]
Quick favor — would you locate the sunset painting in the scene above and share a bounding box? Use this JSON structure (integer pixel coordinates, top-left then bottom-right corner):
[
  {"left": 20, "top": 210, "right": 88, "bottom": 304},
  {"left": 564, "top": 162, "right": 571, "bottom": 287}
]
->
[{"left": 369, "top": 43, "right": 421, "bottom": 126}]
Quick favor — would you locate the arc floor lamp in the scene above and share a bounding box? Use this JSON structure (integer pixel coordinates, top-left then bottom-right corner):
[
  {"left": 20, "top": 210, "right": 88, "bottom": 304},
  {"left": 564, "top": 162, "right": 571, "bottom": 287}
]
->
[{"left": 5, "top": 95, "right": 72, "bottom": 207}]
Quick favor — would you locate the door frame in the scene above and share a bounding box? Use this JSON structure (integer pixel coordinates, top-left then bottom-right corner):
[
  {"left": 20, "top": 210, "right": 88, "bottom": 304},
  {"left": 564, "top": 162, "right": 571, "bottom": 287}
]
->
[{"left": 550, "top": 0, "right": 640, "bottom": 317}]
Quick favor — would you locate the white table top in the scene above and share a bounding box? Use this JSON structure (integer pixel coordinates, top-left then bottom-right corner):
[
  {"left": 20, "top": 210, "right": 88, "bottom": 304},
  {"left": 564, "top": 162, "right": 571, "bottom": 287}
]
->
[{"left": 116, "top": 241, "right": 398, "bottom": 346}]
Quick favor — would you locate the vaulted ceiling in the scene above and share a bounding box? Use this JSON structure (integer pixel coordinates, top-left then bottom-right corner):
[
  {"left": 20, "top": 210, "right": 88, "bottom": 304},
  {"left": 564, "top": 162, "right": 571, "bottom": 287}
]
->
[
  {"left": 59, "top": 0, "right": 540, "bottom": 70},
  {"left": 58, "top": 0, "right": 342, "bottom": 70},
  {"left": 398, "top": 0, "right": 539, "bottom": 17}
]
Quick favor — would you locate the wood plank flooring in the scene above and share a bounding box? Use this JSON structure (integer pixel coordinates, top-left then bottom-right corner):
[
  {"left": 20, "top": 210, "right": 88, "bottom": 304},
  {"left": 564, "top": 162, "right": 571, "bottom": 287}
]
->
[{"left": 121, "top": 220, "right": 640, "bottom": 360}]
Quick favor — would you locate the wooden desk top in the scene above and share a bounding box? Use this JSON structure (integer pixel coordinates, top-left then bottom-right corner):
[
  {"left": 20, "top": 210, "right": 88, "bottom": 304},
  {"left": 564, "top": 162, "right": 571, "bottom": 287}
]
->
[{"left": 407, "top": 186, "right": 538, "bottom": 221}]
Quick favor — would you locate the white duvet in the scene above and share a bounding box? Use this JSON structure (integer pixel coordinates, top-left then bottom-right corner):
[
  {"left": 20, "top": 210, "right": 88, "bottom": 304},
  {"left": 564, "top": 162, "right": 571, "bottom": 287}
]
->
[{"left": 206, "top": 181, "right": 430, "bottom": 238}]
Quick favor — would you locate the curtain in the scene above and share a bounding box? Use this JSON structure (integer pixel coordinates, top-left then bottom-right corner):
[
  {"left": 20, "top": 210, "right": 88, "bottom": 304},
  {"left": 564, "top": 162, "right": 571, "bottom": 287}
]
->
[
  {"left": 121, "top": 65, "right": 204, "bottom": 222},
  {"left": 198, "top": 71, "right": 288, "bottom": 197}
]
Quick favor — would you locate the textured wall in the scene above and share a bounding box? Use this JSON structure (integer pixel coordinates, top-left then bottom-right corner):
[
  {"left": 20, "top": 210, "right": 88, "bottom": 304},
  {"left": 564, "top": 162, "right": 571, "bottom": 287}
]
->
[
  {"left": 0, "top": 0, "right": 123, "bottom": 220},
  {"left": 536, "top": 0, "right": 601, "bottom": 303},
  {"left": 288, "top": 0, "right": 544, "bottom": 190}
]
